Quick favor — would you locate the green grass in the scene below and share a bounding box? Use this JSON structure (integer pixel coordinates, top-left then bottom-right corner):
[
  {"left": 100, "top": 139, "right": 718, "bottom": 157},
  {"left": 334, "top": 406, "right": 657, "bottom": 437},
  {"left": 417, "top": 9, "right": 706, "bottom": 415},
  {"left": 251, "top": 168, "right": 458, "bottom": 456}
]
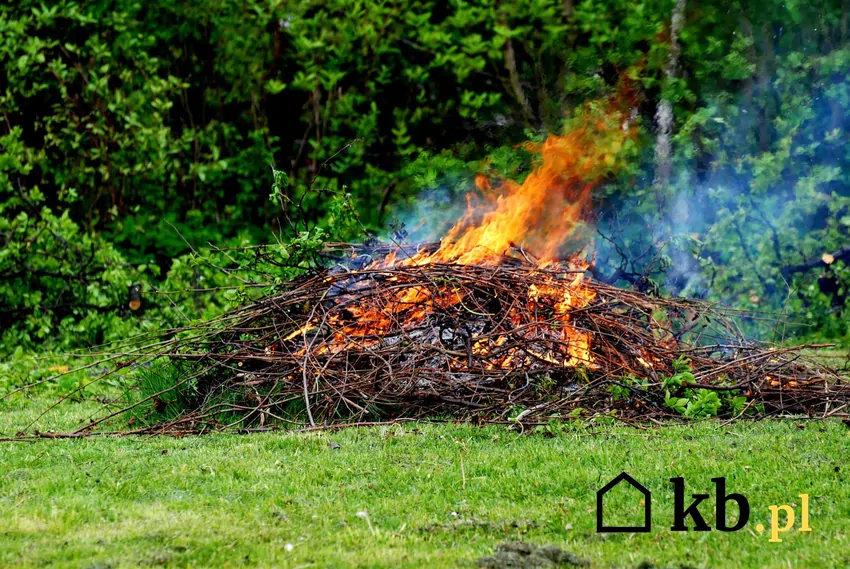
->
[{"left": 1, "top": 400, "right": 848, "bottom": 568}]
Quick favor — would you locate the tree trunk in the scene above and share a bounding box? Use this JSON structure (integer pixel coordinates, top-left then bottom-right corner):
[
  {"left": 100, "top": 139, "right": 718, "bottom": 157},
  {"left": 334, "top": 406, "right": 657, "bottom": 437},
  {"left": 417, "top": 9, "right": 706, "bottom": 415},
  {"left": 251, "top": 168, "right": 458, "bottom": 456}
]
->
[
  {"left": 563, "top": 0, "right": 577, "bottom": 47},
  {"left": 740, "top": 14, "right": 755, "bottom": 107},
  {"left": 503, "top": 23, "right": 534, "bottom": 126},
  {"left": 756, "top": 23, "right": 773, "bottom": 151},
  {"left": 653, "top": 0, "right": 687, "bottom": 193}
]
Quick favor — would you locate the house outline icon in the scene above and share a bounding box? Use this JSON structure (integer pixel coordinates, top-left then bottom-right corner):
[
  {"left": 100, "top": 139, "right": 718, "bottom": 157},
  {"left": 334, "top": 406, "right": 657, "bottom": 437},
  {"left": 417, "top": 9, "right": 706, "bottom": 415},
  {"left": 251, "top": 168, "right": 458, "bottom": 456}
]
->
[{"left": 596, "top": 472, "right": 652, "bottom": 533}]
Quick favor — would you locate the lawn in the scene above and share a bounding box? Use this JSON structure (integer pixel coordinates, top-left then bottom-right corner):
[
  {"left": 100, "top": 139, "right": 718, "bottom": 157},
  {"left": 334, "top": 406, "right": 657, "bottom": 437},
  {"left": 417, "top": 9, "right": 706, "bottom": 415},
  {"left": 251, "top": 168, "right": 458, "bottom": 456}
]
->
[{"left": 1, "top": 399, "right": 848, "bottom": 569}]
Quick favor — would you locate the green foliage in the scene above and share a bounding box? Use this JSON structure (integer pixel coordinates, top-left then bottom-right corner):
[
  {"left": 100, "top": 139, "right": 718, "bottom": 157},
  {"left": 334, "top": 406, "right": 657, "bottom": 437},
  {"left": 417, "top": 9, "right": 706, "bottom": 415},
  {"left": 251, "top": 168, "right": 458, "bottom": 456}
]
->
[
  {"left": 3, "top": 0, "right": 850, "bottom": 357},
  {"left": 0, "top": 0, "right": 671, "bottom": 236},
  {"left": 597, "top": 356, "right": 750, "bottom": 420},
  {"left": 785, "top": 261, "right": 850, "bottom": 343},
  {"left": 660, "top": 356, "right": 740, "bottom": 418},
  {"left": 607, "top": 375, "right": 648, "bottom": 402},
  {"left": 664, "top": 388, "right": 723, "bottom": 418},
  {"left": 0, "top": 123, "right": 142, "bottom": 351}
]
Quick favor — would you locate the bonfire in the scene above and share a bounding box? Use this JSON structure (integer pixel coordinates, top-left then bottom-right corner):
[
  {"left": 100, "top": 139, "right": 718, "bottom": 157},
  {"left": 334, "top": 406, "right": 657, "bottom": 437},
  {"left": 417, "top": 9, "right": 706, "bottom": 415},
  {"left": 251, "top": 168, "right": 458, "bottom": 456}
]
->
[{"left": 58, "top": 97, "right": 848, "bottom": 436}]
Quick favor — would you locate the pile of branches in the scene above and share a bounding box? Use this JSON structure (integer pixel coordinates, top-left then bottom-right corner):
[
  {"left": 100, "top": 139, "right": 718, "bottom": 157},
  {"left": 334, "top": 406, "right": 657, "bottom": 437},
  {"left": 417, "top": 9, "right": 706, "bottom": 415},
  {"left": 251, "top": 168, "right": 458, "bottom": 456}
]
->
[{"left": 60, "top": 244, "right": 850, "bottom": 435}]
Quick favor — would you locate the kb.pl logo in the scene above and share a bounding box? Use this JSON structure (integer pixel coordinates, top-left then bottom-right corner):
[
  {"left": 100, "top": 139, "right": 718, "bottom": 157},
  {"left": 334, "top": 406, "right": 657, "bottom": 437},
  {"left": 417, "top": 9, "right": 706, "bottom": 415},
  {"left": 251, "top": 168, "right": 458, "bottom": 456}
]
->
[{"left": 596, "top": 472, "right": 812, "bottom": 543}]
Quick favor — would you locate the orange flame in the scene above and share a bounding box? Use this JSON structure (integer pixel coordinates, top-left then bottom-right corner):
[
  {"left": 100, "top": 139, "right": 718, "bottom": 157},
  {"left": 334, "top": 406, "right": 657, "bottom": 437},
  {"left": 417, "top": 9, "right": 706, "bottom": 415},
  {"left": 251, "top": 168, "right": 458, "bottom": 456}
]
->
[{"left": 393, "top": 96, "right": 635, "bottom": 267}]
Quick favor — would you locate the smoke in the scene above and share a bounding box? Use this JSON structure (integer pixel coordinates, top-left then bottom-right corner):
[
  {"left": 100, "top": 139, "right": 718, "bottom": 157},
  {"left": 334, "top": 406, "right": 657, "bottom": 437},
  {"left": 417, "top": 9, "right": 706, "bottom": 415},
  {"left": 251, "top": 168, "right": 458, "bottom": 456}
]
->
[
  {"left": 593, "top": 75, "right": 849, "bottom": 322},
  {"left": 383, "top": 183, "right": 479, "bottom": 246}
]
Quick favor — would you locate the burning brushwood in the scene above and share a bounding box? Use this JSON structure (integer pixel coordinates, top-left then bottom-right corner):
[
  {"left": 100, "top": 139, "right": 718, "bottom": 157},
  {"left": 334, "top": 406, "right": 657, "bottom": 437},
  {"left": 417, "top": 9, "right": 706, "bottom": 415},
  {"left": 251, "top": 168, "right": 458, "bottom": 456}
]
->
[
  {"left": 51, "top": 93, "right": 849, "bottom": 436},
  {"left": 62, "top": 243, "right": 845, "bottom": 436}
]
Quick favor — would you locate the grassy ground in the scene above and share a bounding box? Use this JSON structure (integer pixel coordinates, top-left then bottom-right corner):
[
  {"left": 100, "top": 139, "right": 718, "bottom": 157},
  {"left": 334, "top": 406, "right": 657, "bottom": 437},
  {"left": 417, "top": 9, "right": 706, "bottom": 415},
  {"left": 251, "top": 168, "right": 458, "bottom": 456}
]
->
[{"left": 1, "top": 399, "right": 848, "bottom": 569}]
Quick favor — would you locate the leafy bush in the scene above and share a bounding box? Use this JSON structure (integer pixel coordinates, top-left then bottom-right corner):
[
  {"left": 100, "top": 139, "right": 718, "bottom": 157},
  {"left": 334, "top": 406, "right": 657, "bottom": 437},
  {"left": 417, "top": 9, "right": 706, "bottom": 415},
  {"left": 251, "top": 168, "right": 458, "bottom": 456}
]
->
[{"left": 662, "top": 356, "right": 748, "bottom": 418}]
